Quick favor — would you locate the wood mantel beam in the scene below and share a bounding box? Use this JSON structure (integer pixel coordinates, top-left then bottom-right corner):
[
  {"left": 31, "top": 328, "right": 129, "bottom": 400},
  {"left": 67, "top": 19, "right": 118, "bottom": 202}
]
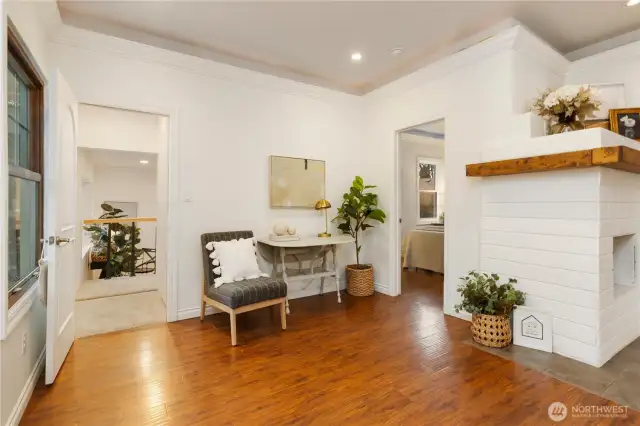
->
[{"left": 466, "top": 146, "right": 640, "bottom": 177}]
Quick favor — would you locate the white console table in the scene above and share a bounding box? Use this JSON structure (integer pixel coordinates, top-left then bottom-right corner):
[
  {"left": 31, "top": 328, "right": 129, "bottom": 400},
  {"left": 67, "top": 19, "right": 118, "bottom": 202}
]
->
[{"left": 257, "top": 235, "right": 355, "bottom": 314}]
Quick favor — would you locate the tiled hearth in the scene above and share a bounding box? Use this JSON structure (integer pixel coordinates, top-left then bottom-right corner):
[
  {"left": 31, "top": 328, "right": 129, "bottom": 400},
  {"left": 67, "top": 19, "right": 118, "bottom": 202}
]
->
[{"left": 467, "top": 338, "right": 640, "bottom": 410}]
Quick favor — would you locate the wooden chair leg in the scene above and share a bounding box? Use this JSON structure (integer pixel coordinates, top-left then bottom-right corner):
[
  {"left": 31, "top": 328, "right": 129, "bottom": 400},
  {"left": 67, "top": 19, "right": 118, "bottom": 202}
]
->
[
  {"left": 230, "top": 311, "right": 237, "bottom": 346},
  {"left": 200, "top": 299, "right": 205, "bottom": 321},
  {"left": 280, "top": 300, "right": 287, "bottom": 330}
]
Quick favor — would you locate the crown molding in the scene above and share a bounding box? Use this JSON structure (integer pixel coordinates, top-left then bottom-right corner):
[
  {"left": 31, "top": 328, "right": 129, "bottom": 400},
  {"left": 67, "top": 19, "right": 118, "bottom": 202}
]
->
[
  {"left": 365, "top": 21, "right": 522, "bottom": 101},
  {"left": 52, "top": 24, "right": 363, "bottom": 103}
]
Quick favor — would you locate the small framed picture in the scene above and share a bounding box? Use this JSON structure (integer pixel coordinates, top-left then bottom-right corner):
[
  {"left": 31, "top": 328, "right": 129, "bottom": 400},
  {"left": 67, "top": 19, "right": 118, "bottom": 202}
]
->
[
  {"left": 610, "top": 108, "right": 640, "bottom": 141},
  {"left": 513, "top": 307, "right": 552, "bottom": 353}
]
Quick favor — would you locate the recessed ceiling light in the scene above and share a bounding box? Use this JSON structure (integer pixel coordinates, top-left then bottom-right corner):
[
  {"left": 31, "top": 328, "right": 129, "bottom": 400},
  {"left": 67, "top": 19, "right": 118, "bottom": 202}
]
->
[
  {"left": 391, "top": 47, "right": 404, "bottom": 56},
  {"left": 627, "top": 0, "right": 640, "bottom": 6},
  {"left": 351, "top": 52, "right": 362, "bottom": 62},
  {"left": 140, "top": 160, "right": 149, "bottom": 164}
]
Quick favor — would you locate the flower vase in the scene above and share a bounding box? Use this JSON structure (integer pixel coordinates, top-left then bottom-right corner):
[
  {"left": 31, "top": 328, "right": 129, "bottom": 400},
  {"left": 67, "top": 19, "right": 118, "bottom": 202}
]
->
[{"left": 549, "top": 114, "right": 585, "bottom": 135}]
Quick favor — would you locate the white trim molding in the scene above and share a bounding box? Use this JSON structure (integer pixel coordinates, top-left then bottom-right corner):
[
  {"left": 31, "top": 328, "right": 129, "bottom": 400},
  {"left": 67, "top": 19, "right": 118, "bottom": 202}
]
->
[
  {"left": 374, "top": 282, "right": 391, "bottom": 296},
  {"left": 6, "top": 348, "right": 45, "bottom": 426},
  {"left": 7, "top": 283, "right": 38, "bottom": 336}
]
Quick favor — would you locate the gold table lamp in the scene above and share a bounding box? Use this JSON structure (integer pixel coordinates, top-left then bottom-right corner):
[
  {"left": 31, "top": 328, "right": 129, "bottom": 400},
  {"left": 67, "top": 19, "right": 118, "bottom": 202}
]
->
[{"left": 314, "top": 199, "right": 332, "bottom": 237}]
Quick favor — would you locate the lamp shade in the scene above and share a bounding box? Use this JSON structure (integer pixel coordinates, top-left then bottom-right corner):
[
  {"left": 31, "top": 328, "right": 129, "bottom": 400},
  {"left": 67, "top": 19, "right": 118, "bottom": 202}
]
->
[{"left": 314, "top": 199, "right": 331, "bottom": 210}]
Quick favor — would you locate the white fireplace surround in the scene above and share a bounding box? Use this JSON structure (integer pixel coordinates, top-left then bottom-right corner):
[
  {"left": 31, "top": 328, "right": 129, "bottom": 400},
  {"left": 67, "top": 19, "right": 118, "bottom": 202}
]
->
[{"left": 475, "top": 116, "right": 640, "bottom": 367}]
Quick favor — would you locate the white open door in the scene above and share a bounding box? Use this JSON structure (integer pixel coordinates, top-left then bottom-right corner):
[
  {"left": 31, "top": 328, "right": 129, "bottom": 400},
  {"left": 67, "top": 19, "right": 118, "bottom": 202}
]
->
[{"left": 44, "top": 70, "right": 78, "bottom": 384}]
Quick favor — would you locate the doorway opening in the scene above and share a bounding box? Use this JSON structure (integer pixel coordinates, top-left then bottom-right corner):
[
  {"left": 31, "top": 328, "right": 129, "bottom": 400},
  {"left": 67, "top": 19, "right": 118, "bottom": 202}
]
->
[
  {"left": 397, "top": 119, "right": 445, "bottom": 301},
  {"left": 74, "top": 104, "right": 169, "bottom": 338}
]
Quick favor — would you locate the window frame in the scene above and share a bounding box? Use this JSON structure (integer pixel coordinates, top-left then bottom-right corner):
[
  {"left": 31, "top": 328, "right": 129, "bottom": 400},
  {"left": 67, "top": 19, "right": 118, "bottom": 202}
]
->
[
  {"left": 416, "top": 157, "right": 443, "bottom": 225},
  {"left": 6, "top": 25, "right": 45, "bottom": 306}
]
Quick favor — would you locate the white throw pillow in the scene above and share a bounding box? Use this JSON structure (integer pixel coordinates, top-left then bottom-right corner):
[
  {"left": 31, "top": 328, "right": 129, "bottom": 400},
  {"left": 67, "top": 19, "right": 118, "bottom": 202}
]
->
[{"left": 212, "top": 238, "right": 266, "bottom": 285}]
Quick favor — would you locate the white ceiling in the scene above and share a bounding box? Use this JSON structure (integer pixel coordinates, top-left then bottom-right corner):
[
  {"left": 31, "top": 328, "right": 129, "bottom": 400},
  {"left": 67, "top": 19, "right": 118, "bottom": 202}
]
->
[
  {"left": 58, "top": 1, "right": 640, "bottom": 95},
  {"left": 80, "top": 147, "right": 158, "bottom": 170}
]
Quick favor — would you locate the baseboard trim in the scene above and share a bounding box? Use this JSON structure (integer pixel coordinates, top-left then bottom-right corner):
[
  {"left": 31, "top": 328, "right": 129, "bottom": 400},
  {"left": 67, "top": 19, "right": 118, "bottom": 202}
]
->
[
  {"left": 374, "top": 282, "right": 391, "bottom": 295},
  {"left": 177, "top": 305, "right": 217, "bottom": 320},
  {"left": 7, "top": 347, "right": 45, "bottom": 426}
]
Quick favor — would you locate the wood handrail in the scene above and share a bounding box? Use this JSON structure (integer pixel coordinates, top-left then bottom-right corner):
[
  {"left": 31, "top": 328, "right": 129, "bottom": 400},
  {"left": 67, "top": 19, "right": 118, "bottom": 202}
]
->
[{"left": 83, "top": 217, "right": 157, "bottom": 225}]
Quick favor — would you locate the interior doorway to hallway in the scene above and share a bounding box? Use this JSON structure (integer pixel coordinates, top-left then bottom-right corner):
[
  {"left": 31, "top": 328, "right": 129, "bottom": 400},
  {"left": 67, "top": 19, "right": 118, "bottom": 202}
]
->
[
  {"left": 74, "top": 104, "right": 169, "bottom": 338},
  {"left": 396, "top": 118, "right": 445, "bottom": 297}
]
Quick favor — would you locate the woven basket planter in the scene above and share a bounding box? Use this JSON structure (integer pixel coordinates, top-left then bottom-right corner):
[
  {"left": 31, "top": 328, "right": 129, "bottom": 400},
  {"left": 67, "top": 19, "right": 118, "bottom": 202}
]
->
[
  {"left": 91, "top": 252, "right": 107, "bottom": 263},
  {"left": 471, "top": 313, "right": 512, "bottom": 348},
  {"left": 346, "top": 264, "right": 374, "bottom": 296}
]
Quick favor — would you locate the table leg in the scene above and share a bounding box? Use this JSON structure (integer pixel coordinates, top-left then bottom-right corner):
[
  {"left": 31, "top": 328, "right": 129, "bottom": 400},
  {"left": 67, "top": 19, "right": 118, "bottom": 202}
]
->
[
  {"left": 271, "top": 246, "right": 278, "bottom": 278},
  {"left": 332, "top": 245, "right": 341, "bottom": 303},
  {"left": 280, "top": 247, "right": 290, "bottom": 314},
  {"left": 320, "top": 250, "right": 327, "bottom": 295}
]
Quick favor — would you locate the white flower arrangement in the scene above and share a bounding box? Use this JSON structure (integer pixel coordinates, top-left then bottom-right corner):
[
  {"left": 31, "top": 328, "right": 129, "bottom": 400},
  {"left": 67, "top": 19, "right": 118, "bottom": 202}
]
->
[{"left": 532, "top": 85, "right": 601, "bottom": 134}]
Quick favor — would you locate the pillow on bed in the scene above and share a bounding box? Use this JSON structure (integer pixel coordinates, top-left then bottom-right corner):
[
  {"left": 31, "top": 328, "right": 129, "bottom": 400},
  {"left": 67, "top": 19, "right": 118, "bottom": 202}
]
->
[{"left": 212, "top": 238, "right": 266, "bottom": 286}]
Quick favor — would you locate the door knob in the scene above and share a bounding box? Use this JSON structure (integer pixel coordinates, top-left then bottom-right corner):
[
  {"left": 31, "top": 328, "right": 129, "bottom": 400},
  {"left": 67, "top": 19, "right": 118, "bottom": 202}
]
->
[{"left": 54, "top": 237, "right": 75, "bottom": 246}]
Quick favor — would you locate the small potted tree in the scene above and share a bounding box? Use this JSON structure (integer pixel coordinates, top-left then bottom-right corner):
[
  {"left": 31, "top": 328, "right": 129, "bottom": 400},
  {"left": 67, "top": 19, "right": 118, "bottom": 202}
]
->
[
  {"left": 334, "top": 176, "right": 386, "bottom": 296},
  {"left": 454, "top": 271, "right": 525, "bottom": 348}
]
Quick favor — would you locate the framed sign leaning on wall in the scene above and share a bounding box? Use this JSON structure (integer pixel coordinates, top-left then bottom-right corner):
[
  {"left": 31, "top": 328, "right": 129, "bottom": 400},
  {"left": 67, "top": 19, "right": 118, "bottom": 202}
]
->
[{"left": 513, "top": 307, "right": 553, "bottom": 353}]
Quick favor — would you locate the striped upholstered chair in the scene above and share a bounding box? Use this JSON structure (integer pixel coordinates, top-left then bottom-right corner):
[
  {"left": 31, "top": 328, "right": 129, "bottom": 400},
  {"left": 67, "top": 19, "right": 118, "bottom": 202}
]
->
[{"left": 200, "top": 231, "right": 287, "bottom": 345}]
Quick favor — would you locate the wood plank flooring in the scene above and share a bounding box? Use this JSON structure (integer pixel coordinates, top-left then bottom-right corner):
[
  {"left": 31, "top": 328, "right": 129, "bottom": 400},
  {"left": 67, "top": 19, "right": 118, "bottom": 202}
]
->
[{"left": 21, "top": 271, "right": 638, "bottom": 425}]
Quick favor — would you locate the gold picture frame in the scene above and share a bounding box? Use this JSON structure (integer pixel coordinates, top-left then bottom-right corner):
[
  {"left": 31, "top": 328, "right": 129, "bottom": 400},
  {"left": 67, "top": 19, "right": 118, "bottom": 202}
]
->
[{"left": 609, "top": 108, "right": 640, "bottom": 141}]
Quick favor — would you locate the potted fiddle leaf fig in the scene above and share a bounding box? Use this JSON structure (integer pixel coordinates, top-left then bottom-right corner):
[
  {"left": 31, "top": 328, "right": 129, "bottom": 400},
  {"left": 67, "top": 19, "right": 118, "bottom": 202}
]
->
[
  {"left": 454, "top": 271, "right": 525, "bottom": 348},
  {"left": 333, "top": 176, "right": 386, "bottom": 296}
]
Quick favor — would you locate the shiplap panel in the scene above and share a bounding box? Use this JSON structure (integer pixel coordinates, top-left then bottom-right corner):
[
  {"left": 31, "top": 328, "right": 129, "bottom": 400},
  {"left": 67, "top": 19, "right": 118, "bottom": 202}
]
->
[
  {"left": 482, "top": 217, "right": 599, "bottom": 237},
  {"left": 515, "top": 278, "right": 603, "bottom": 309},
  {"left": 525, "top": 295, "right": 598, "bottom": 327},
  {"left": 483, "top": 245, "right": 604, "bottom": 273},
  {"left": 480, "top": 230, "right": 605, "bottom": 255},
  {"left": 482, "top": 202, "right": 599, "bottom": 220},
  {"left": 600, "top": 219, "right": 640, "bottom": 238},
  {"left": 553, "top": 318, "right": 598, "bottom": 346},
  {"left": 481, "top": 258, "right": 610, "bottom": 292},
  {"left": 553, "top": 335, "right": 600, "bottom": 366}
]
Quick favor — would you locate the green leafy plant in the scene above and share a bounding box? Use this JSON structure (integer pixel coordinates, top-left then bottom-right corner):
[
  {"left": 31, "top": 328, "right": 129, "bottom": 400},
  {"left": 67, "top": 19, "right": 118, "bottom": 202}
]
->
[
  {"left": 83, "top": 203, "right": 143, "bottom": 277},
  {"left": 454, "top": 271, "right": 525, "bottom": 315},
  {"left": 333, "top": 176, "right": 386, "bottom": 267}
]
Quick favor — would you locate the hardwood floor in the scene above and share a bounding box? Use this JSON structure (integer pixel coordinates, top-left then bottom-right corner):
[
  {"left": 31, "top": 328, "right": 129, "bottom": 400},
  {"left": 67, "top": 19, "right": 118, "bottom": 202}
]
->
[{"left": 22, "top": 271, "right": 638, "bottom": 425}]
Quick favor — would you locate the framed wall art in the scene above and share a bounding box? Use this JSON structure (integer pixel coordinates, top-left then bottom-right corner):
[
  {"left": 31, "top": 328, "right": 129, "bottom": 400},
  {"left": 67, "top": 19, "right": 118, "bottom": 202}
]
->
[{"left": 269, "top": 155, "right": 325, "bottom": 208}]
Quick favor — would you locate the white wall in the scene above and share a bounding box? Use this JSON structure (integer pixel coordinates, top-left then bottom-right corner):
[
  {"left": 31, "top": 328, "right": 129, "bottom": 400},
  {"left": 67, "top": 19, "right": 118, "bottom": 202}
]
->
[
  {"left": 566, "top": 40, "right": 640, "bottom": 105},
  {"left": 399, "top": 133, "right": 444, "bottom": 238},
  {"left": 91, "top": 165, "right": 159, "bottom": 252},
  {"left": 1, "top": 1, "right": 57, "bottom": 425},
  {"left": 78, "top": 104, "right": 166, "bottom": 153},
  {"left": 51, "top": 26, "right": 365, "bottom": 318}
]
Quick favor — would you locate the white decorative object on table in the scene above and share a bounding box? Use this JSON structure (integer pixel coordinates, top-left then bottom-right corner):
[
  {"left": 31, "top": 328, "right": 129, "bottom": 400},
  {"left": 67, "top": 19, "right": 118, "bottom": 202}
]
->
[
  {"left": 273, "top": 223, "right": 288, "bottom": 236},
  {"left": 287, "top": 226, "right": 296, "bottom": 235},
  {"left": 513, "top": 307, "right": 552, "bottom": 353}
]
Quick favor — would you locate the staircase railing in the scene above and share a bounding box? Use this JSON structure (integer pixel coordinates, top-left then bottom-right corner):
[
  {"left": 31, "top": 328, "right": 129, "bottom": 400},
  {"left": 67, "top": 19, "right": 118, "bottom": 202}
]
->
[{"left": 83, "top": 217, "right": 157, "bottom": 279}]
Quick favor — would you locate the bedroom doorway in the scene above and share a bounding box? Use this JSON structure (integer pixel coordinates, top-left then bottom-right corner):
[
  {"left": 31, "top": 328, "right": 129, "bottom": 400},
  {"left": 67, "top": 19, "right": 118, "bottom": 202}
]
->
[{"left": 397, "top": 119, "right": 445, "bottom": 297}]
